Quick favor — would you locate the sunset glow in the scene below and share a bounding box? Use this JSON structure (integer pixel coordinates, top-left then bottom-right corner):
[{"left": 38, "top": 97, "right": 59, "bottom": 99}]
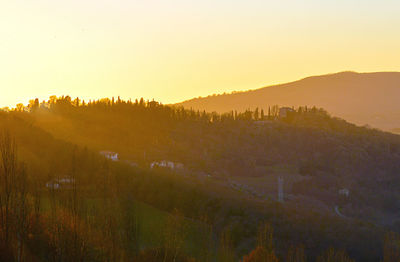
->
[{"left": 1, "top": 0, "right": 400, "bottom": 107}]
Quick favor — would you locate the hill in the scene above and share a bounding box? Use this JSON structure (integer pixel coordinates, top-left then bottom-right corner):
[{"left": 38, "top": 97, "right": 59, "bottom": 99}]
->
[
  {"left": 177, "top": 71, "right": 400, "bottom": 131},
  {"left": 2, "top": 97, "right": 400, "bottom": 261},
  {"left": 23, "top": 98, "right": 400, "bottom": 229}
]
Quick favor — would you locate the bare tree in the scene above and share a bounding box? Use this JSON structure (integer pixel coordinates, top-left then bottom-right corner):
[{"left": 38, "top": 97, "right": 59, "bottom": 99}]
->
[
  {"left": 120, "top": 195, "right": 140, "bottom": 258},
  {"left": 163, "top": 209, "right": 188, "bottom": 262},
  {"left": 286, "top": 245, "right": 305, "bottom": 262},
  {"left": 199, "top": 215, "right": 213, "bottom": 262},
  {"left": 242, "top": 222, "right": 279, "bottom": 262},
  {"left": 383, "top": 232, "right": 400, "bottom": 262},
  {"left": 317, "top": 248, "right": 354, "bottom": 262},
  {"left": 257, "top": 223, "right": 274, "bottom": 253},
  {"left": 14, "top": 163, "right": 30, "bottom": 262},
  {"left": 0, "top": 130, "right": 17, "bottom": 248},
  {"left": 218, "top": 228, "right": 235, "bottom": 262}
]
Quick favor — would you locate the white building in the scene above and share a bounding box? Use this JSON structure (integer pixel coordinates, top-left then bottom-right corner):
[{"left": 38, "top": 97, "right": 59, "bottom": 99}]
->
[
  {"left": 46, "top": 181, "right": 60, "bottom": 189},
  {"left": 100, "top": 151, "right": 119, "bottom": 161},
  {"left": 339, "top": 188, "right": 350, "bottom": 197},
  {"left": 279, "top": 107, "right": 295, "bottom": 118},
  {"left": 150, "top": 160, "right": 184, "bottom": 170},
  {"left": 46, "top": 177, "right": 75, "bottom": 190}
]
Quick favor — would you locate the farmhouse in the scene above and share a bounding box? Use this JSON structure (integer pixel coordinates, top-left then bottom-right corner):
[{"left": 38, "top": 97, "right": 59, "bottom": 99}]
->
[
  {"left": 100, "top": 151, "right": 119, "bottom": 161},
  {"left": 339, "top": 188, "right": 350, "bottom": 197},
  {"left": 279, "top": 107, "right": 295, "bottom": 118},
  {"left": 46, "top": 177, "right": 75, "bottom": 190},
  {"left": 46, "top": 181, "right": 60, "bottom": 190},
  {"left": 150, "top": 160, "right": 184, "bottom": 170}
]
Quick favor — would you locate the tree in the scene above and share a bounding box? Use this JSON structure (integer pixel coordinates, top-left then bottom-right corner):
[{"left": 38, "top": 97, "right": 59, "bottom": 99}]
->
[
  {"left": 317, "top": 248, "right": 354, "bottom": 262},
  {"left": 120, "top": 194, "right": 140, "bottom": 258},
  {"left": 254, "top": 108, "right": 259, "bottom": 121},
  {"left": 242, "top": 246, "right": 279, "bottom": 262},
  {"left": 29, "top": 98, "right": 39, "bottom": 111},
  {"left": 16, "top": 104, "right": 24, "bottom": 112},
  {"left": 383, "top": 232, "right": 400, "bottom": 262},
  {"left": 257, "top": 223, "right": 274, "bottom": 252},
  {"left": 286, "top": 245, "right": 305, "bottom": 262},
  {"left": 14, "top": 163, "right": 30, "bottom": 262},
  {"left": 0, "top": 130, "right": 17, "bottom": 248},
  {"left": 242, "top": 223, "right": 279, "bottom": 262},
  {"left": 218, "top": 228, "right": 235, "bottom": 262},
  {"left": 0, "top": 131, "right": 31, "bottom": 261},
  {"left": 163, "top": 209, "right": 188, "bottom": 262},
  {"left": 271, "top": 105, "right": 279, "bottom": 118},
  {"left": 74, "top": 97, "right": 80, "bottom": 107},
  {"left": 199, "top": 215, "right": 214, "bottom": 262},
  {"left": 69, "top": 148, "right": 84, "bottom": 261}
]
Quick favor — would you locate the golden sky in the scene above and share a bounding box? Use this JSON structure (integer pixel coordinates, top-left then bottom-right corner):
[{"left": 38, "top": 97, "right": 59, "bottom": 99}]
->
[{"left": 1, "top": 0, "right": 400, "bottom": 107}]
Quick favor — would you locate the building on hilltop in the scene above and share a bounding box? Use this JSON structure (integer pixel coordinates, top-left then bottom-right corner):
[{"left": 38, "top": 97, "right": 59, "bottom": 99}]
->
[{"left": 279, "top": 107, "right": 295, "bottom": 118}]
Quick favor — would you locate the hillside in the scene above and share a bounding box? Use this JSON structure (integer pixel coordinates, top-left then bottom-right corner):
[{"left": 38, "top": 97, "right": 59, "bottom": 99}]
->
[
  {"left": 2, "top": 98, "right": 400, "bottom": 261},
  {"left": 177, "top": 71, "right": 400, "bottom": 131},
  {"left": 0, "top": 110, "right": 219, "bottom": 261},
  {"left": 20, "top": 98, "right": 400, "bottom": 229},
  {"left": 23, "top": 98, "right": 400, "bottom": 227}
]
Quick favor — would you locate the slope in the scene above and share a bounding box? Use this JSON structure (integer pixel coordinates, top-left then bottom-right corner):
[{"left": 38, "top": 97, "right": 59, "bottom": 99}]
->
[{"left": 177, "top": 71, "right": 400, "bottom": 131}]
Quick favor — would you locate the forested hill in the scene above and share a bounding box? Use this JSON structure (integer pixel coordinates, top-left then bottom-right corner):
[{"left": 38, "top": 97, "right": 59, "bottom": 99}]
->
[
  {"left": 2, "top": 97, "right": 400, "bottom": 261},
  {"left": 13, "top": 97, "right": 400, "bottom": 225},
  {"left": 176, "top": 71, "right": 400, "bottom": 132}
]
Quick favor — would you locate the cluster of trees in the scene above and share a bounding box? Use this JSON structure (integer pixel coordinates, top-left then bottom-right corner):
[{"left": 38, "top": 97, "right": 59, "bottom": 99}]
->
[
  {"left": 9, "top": 95, "right": 324, "bottom": 123},
  {"left": 0, "top": 131, "right": 30, "bottom": 261}
]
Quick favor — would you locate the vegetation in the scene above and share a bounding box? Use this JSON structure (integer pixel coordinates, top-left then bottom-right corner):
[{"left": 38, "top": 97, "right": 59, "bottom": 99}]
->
[{"left": 1, "top": 96, "right": 400, "bottom": 261}]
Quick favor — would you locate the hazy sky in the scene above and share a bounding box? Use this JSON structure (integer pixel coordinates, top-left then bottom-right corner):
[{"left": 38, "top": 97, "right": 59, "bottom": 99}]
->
[{"left": 1, "top": 0, "right": 400, "bottom": 107}]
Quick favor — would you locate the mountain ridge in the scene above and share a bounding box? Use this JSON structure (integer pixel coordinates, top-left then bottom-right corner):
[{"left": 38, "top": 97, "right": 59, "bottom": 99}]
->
[{"left": 176, "top": 71, "right": 400, "bottom": 131}]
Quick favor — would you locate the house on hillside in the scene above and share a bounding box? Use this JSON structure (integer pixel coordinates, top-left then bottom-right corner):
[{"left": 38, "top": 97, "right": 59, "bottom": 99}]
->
[
  {"left": 279, "top": 107, "right": 295, "bottom": 118},
  {"left": 338, "top": 188, "right": 350, "bottom": 197},
  {"left": 100, "top": 151, "right": 119, "bottom": 161},
  {"left": 150, "top": 160, "right": 184, "bottom": 170},
  {"left": 46, "top": 177, "right": 75, "bottom": 190},
  {"left": 46, "top": 181, "right": 60, "bottom": 190}
]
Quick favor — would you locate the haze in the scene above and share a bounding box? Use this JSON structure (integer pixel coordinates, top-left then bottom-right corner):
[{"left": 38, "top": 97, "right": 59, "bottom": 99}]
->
[
  {"left": 1, "top": 0, "right": 400, "bottom": 107},
  {"left": 178, "top": 72, "right": 400, "bottom": 131}
]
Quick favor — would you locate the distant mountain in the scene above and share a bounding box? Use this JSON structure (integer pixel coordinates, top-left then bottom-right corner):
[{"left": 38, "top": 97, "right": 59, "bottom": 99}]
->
[{"left": 176, "top": 71, "right": 400, "bottom": 131}]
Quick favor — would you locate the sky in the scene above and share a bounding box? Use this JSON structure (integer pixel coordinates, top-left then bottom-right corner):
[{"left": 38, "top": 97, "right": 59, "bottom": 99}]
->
[{"left": 1, "top": 0, "right": 400, "bottom": 108}]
